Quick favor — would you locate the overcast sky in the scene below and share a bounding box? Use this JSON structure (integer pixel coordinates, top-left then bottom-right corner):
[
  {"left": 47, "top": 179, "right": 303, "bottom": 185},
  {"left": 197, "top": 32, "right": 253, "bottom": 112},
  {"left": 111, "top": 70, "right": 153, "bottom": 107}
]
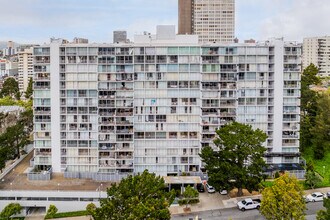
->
[{"left": 0, "top": 0, "right": 329, "bottom": 44}]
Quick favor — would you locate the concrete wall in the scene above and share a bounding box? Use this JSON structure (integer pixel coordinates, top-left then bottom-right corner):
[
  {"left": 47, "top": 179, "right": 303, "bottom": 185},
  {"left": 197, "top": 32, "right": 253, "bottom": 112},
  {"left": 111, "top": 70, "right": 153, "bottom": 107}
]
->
[{"left": 0, "top": 190, "right": 106, "bottom": 215}]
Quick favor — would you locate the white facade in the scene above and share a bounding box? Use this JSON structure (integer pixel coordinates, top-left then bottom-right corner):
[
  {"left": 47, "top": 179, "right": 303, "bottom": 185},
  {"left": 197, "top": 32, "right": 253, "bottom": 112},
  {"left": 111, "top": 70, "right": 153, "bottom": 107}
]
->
[
  {"left": 303, "top": 36, "right": 330, "bottom": 76},
  {"left": 33, "top": 33, "right": 301, "bottom": 177},
  {"left": 0, "top": 190, "right": 105, "bottom": 215},
  {"left": 18, "top": 47, "right": 34, "bottom": 93},
  {"left": 193, "top": 0, "right": 235, "bottom": 43}
]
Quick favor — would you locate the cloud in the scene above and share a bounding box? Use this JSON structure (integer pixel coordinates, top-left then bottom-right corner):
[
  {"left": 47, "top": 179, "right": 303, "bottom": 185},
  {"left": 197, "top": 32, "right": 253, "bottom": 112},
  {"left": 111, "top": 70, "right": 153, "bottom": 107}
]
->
[{"left": 258, "top": 0, "right": 330, "bottom": 41}]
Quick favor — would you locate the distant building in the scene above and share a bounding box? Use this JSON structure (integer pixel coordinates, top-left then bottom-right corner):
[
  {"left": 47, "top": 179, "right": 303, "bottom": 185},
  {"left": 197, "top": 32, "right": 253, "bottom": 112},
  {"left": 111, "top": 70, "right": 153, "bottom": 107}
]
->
[
  {"left": 244, "top": 39, "right": 256, "bottom": 43},
  {"left": 303, "top": 36, "right": 330, "bottom": 76},
  {"left": 73, "top": 38, "right": 89, "bottom": 44},
  {"left": 2, "top": 41, "right": 16, "bottom": 56},
  {"left": 178, "top": 0, "right": 235, "bottom": 43},
  {"left": 18, "top": 47, "right": 34, "bottom": 93},
  {"left": 113, "top": 31, "right": 127, "bottom": 43}
]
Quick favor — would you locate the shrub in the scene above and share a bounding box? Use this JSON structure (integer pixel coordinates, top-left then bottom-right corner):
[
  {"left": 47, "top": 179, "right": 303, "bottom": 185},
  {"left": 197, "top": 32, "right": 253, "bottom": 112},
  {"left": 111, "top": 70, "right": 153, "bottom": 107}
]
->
[
  {"left": 45, "top": 205, "right": 58, "bottom": 219},
  {"left": 86, "top": 203, "right": 96, "bottom": 215}
]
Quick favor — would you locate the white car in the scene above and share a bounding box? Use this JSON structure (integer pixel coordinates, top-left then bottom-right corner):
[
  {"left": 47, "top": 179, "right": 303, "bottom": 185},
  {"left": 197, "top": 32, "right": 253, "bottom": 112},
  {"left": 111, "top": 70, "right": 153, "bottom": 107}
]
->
[
  {"left": 205, "top": 183, "right": 215, "bottom": 193},
  {"left": 219, "top": 189, "right": 228, "bottom": 195},
  {"left": 306, "top": 192, "right": 326, "bottom": 202}
]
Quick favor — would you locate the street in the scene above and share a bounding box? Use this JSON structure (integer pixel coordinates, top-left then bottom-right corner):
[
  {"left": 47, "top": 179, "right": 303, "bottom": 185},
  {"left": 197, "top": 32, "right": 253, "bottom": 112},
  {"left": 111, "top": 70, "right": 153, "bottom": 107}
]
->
[{"left": 172, "top": 201, "right": 325, "bottom": 220}]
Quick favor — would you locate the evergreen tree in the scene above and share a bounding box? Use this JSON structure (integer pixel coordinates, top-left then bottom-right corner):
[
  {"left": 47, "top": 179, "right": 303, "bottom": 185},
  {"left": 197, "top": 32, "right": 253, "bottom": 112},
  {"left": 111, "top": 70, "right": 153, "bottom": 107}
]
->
[
  {"left": 0, "top": 77, "right": 20, "bottom": 99},
  {"left": 25, "top": 77, "right": 33, "bottom": 99},
  {"left": 199, "top": 122, "right": 267, "bottom": 197},
  {"left": 95, "top": 170, "right": 175, "bottom": 220}
]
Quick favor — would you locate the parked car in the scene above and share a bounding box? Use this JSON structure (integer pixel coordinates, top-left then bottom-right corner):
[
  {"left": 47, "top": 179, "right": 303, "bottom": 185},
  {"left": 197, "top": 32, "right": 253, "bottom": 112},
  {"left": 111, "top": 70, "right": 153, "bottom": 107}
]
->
[
  {"left": 306, "top": 192, "right": 326, "bottom": 202},
  {"left": 205, "top": 183, "right": 215, "bottom": 193},
  {"left": 326, "top": 192, "right": 330, "bottom": 198},
  {"left": 303, "top": 195, "right": 309, "bottom": 203},
  {"left": 237, "top": 198, "right": 261, "bottom": 211},
  {"left": 197, "top": 183, "right": 205, "bottom": 193},
  {"left": 219, "top": 189, "right": 228, "bottom": 195}
]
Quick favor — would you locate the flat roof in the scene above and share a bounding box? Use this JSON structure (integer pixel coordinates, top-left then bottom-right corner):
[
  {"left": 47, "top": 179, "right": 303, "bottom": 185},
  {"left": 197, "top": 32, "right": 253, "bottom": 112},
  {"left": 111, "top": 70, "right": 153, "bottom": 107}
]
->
[{"left": 163, "top": 176, "right": 201, "bottom": 185}]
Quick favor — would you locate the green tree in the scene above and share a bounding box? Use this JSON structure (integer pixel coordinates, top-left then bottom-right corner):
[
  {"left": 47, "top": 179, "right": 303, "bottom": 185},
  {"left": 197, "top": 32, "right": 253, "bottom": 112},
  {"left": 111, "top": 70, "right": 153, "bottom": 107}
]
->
[
  {"left": 45, "top": 205, "right": 58, "bottom": 219},
  {"left": 95, "top": 170, "right": 175, "bottom": 220},
  {"left": 24, "top": 77, "right": 33, "bottom": 99},
  {"left": 300, "top": 63, "right": 320, "bottom": 153},
  {"left": 0, "top": 203, "right": 22, "bottom": 219},
  {"left": 317, "top": 198, "right": 330, "bottom": 220},
  {"left": 305, "top": 160, "right": 315, "bottom": 172},
  {"left": 260, "top": 173, "right": 306, "bottom": 220},
  {"left": 178, "top": 185, "right": 199, "bottom": 209},
  {"left": 0, "top": 77, "right": 20, "bottom": 100},
  {"left": 199, "top": 122, "right": 267, "bottom": 197},
  {"left": 311, "top": 93, "right": 330, "bottom": 159},
  {"left": 0, "top": 112, "right": 8, "bottom": 130},
  {"left": 304, "top": 171, "right": 322, "bottom": 189}
]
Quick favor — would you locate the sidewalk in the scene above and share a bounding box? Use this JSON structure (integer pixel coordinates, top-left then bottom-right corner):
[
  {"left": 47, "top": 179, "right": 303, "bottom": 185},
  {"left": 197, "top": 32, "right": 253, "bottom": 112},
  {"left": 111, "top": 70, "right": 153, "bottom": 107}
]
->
[{"left": 170, "top": 187, "right": 330, "bottom": 216}]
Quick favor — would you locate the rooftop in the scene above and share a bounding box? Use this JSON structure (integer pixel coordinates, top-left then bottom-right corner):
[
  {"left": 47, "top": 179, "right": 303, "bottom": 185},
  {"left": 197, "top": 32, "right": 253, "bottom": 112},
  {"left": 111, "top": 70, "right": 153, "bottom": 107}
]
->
[{"left": 0, "top": 151, "right": 113, "bottom": 191}]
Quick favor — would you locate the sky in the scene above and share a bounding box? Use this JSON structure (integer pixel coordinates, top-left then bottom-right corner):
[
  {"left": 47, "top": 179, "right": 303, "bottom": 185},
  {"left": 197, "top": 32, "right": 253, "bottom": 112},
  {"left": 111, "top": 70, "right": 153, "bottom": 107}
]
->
[{"left": 0, "top": 0, "right": 329, "bottom": 44}]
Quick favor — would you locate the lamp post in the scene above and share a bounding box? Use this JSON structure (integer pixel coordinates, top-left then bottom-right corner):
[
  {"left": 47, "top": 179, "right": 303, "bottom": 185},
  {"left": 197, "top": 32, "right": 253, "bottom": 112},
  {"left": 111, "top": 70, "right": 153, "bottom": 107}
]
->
[
  {"left": 323, "top": 166, "right": 326, "bottom": 176},
  {"left": 10, "top": 182, "right": 12, "bottom": 191},
  {"left": 57, "top": 183, "right": 60, "bottom": 192}
]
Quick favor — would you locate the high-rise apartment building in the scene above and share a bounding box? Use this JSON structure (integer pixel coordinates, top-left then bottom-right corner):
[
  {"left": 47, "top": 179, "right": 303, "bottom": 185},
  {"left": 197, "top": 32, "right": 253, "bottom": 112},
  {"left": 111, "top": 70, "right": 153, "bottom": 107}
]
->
[
  {"left": 303, "top": 36, "right": 330, "bottom": 76},
  {"left": 178, "top": 0, "right": 235, "bottom": 43},
  {"left": 18, "top": 47, "right": 34, "bottom": 93},
  {"left": 33, "top": 28, "right": 301, "bottom": 179}
]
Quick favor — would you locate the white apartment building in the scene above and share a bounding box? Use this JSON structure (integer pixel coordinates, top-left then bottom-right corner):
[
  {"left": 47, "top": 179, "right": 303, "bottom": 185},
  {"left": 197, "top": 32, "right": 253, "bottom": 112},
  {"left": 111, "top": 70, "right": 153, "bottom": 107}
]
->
[
  {"left": 18, "top": 47, "right": 34, "bottom": 93},
  {"left": 303, "top": 36, "right": 330, "bottom": 76},
  {"left": 33, "top": 27, "right": 301, "bottom": 178},
  {"left": 178, "top": 0, "right": 235, "bottom": 43}
]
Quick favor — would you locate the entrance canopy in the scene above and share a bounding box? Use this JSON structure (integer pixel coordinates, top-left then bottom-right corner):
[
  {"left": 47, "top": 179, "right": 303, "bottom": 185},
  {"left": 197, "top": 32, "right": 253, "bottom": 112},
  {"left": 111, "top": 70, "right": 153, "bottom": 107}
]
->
[{"left": 163, "top": 176, "right": 202, "bottom": 185}]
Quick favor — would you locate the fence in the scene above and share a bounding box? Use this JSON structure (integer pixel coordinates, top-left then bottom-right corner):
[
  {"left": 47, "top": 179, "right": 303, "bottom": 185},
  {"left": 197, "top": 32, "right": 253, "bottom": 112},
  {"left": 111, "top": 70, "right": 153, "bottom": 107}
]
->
[
  {"left": 264, "top": 169, "right": 306, "bottom": 179},
  {"left": 64, "top": 171, "right": 129, "bottom": 182},
  {"left": 27, "top": 167, "right": 52, "bottom": 181},
  {"left": 0, "top": 144, "right": 34, "bottom": 181}
]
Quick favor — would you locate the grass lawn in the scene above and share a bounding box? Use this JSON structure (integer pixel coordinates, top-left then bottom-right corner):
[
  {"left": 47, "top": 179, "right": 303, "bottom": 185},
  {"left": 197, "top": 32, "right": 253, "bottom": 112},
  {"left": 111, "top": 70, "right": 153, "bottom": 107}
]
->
[
  {"left": 302, "top": 148, "right": 330, "bottom": 188},
  {"left": 45, "top": 210, "right": 89, "bottom": 219}
]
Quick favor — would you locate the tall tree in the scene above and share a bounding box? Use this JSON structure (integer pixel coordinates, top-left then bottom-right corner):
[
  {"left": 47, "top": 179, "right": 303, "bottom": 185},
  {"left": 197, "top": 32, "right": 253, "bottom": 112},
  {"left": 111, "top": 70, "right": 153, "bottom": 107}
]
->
[
  {"left": 300, "top": 63, "right": 320, "bottom": 152},
  {"left": 260, "top": 173, "right": 306, "bottom": 220},
  {"left": 25, "top": 77, "right": 33, "bottom": 99},
  {"left": 199, "top": 122, "right": 267, "bottom": 197},
  {"left": 317, "top": 198, "right": 330, "bottom": 220},
  {"left": 311, "top": 93, "right": 330, "bottom": 159},
  {"left": 0, "top": 77, "right": 20, "bottom": 100},
  {"left": 0, "top": 112, "right": 8, "bottom": 130},
  {"left": 95, "top": 170, "right": 175, "bottom": 220},
  {"left": 304, "top": 170, "right": 322, "bottom": 189}
]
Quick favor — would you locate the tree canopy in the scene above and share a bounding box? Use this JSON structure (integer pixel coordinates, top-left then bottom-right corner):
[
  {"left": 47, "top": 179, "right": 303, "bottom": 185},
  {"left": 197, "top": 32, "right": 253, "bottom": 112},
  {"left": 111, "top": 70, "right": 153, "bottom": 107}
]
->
[
  {"left": 300, "top": 63, "right": 320, "bottom": 153},
  {"left": 304, "top": 170, "right": 322, "bottom": 189},
  {"left": 95, "top": 170, "right": 175, "bottom": 220},
  {"left": 0, "top": 203, "right": 22, "bottom": 219},
  {"left": 317, "top": 198, "right": 330, "bottom": 220},
  {"left": 310, "top": 93, "right": 330, "bottom": 159},
  {"left": 260, "top": 173, "right": 306, "bottom": 220},
  {"left": 25, "top": 77, "right": 33, "bottom": 99},
  {"left": 0, "top": 77, "right": 20, "bottom": 100},
  {"left": 178, "top": 185, "right": 199, "bottom": 208},
  {"left": 199, "top": 122, "right": 267, "bottom": 196}
]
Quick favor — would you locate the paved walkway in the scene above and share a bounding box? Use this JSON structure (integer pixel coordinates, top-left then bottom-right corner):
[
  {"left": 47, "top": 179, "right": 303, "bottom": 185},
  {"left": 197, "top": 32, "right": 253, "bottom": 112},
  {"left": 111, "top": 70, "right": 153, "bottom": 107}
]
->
[{"left": 170, "top": 187, "right": 330, "bottom": 216}]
